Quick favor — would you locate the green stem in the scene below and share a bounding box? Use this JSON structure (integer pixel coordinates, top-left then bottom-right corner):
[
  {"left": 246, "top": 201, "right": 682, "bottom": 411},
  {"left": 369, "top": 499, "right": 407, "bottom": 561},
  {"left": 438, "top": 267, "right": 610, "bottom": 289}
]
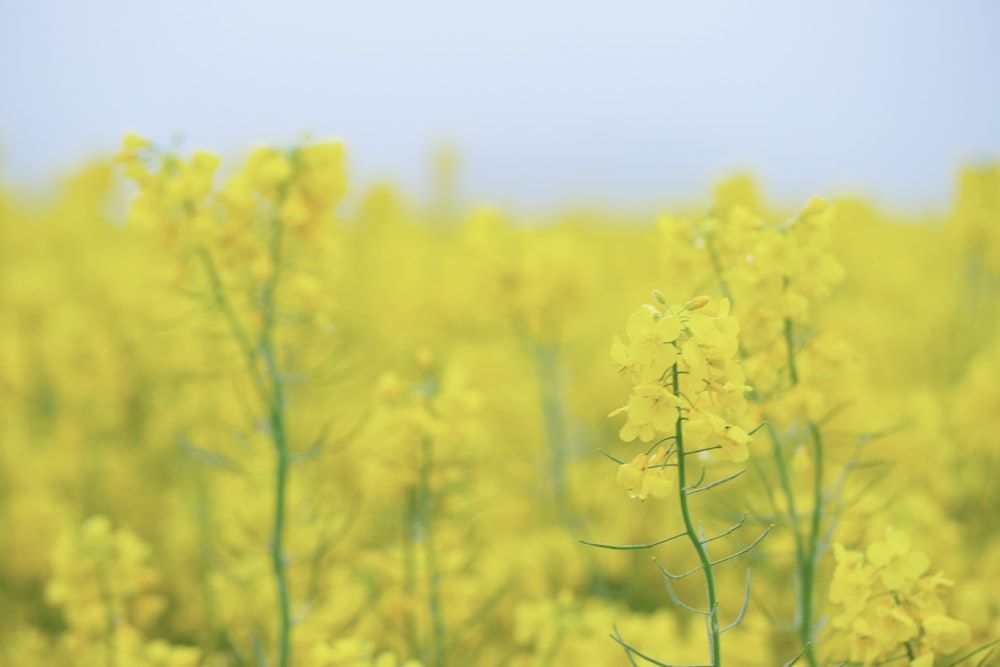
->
[
  {"left": 764, "top": 421, "right": 806, "bottom": 567},
  {"left": 784, "top": 317, "right": 799, "bottom": 386},
  {"left": 705, "top": 233, "right": 733, "bottom": 304},
  {"left": 196, "top": 250, "right": 262, "bottom": 381},
  {"left": 418, "top": 437, "right": 447, "bottom": 667},
  {"left": 403, "top": 493, "right": 419, "bottom": 657},
  {"left": 891, "top": 592, "right": 917, "bottom": 661},
  {"left": 260, "top": 196, "right": 292, "bottom": 667},
  {"left": 785, "top": 317, "right": 820, "bottom": 667},
  {"left": 799, "top": 421, "right": 824, "bottom": 661},
  {"left": 673, "top": 363, "right": 721, "bottom": 667},
  {"left": 96, "top": 559, "right": 117, "bottom": 667},
  {"left": 534, "top": 343, "right": 575, "bottom": 528}
]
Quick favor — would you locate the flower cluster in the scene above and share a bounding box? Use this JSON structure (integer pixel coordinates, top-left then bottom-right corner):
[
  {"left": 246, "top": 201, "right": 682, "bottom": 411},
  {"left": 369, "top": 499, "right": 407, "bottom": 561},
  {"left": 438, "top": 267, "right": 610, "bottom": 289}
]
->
[
  {"left": 610, "top": 295, "right": 753, "bottom": 500},
  {"left": 118, "top": 135, "right": 345, "bottom": 324},
  {"left": 827, "top": 529, "right": 971, "bottom": 666},
  {"left": 44, "top": 516, "right": 201, "bottom": 667}
]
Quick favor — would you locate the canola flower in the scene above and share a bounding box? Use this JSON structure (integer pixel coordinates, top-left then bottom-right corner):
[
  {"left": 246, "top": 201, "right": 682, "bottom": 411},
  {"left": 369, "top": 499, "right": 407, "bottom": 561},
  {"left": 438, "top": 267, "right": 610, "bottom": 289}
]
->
[
  {"left": 656, "top": 194, "right": 864, "bottom": 665},
  {"left": 0, "top": 138, "right": 997, "bottom": 667},
  {"left": 826, "top": 529, "right": 971, "bottom": 666},
  {"left": 598, "top": 293, "right": 767, "bottom": 667},
  {"left": 118, "top": 135, "right": 349, "bottom": 667}
]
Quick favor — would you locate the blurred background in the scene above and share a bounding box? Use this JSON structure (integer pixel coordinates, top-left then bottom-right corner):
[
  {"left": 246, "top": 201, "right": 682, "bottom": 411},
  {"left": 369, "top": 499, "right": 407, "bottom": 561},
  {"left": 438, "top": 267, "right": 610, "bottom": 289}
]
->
[{"left": 1, "top": 0, "right": 999, "bottom": 211}]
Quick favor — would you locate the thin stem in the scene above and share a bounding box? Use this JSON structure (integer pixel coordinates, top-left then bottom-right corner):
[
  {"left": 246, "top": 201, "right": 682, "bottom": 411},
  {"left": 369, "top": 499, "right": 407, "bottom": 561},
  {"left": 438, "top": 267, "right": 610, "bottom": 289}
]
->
[
  {"left": 710, "top": 525, "right": 771, "bottom": 566},
  {"left": 418, "top": 435, "right": 447, "bottom": 667},
  {"left": 688, "top": 469, "right": 746, "bottom": 495},
  {"left": 598, "top": 449, "right": 626, "bottom": 464},
  {"left": 786, "top": 316, "right": 820, "bottom": 667},
  {"left": 580, "top": 529, "right": 687, "bottom": 551},
  {"left": 196, "top": 249, "right": 267, "bottom": 404},
  {"left": 403, "top": 492, "right": 419, "bottom": 656},
  {"left": 764, "top": 421, "right": 809, "bottom": 630},
  {"left": 784, "top": 317, "right": 799, "bottom": 386},
  {"left": 259, "top": 194, "right": 292, "bottom": 667},
  {"left": 95, "top": 557, "right": 117, "bottom": 667},
  {"left": 613, "top": 626, "right": 641, "bottom": 667},
  {"left": 799, "top": 420, "right": 825, "bottom": 661},
  {"left": 720, "top": 569, "right": 752, "bottom": 632},
  {"left": 673, "top": 363, "right": 721, "bottom": 667},
  {"left": 705, "top": 232, "right": 733, "bottom": 304},
  {"left": 534, "top": 343, "right": 575, "bottom": 527},
  {"left": 701, "top": 514, "right": 748, "bottom": 544}
]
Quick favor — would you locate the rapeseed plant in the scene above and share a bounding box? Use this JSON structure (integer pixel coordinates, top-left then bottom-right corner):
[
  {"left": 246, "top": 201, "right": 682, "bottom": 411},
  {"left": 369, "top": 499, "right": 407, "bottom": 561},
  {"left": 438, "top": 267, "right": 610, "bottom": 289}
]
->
[
  {"left": 0, "top": 137, "right": 996, "bottom": 667},
  {"left": 594, "top": 293, "right": 768, "bottom": 666}
]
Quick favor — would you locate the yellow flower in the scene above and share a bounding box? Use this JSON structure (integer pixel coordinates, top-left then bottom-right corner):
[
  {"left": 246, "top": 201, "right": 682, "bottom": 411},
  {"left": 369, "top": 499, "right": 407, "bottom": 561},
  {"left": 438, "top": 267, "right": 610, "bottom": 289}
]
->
[
  {"left": 866, "top": 529, "right": 930, "bottom": 591},
  {"left": 245, "top": 147, "right": 292, "bottom": 193},
  {"left": 871, "top": 598, "right": 918, "bottom": 647},
  {"left": 829, "top": 543, "right": 874, "bottom": 627},
  {"left": 705, "top": 379, "right": 752, "bottom": 415},
  {"left": 117, "top": 132, "right": 151, "bottom": 162},
  {"left": 616, "top": 446, "right": 673, "bottom": 500},
  {"left": 848, "top": 616, "right": 883, "bottom": 666},
  {"left": 684, "top": 409, "right": 751, "bottom": 462},
  {"left": 611, "top": 383, "right": 681, "bottom": 442},
  {"left": 299, "top": 141, "right": 348, "bottom": 204},
  {"left": 718, "top": 423, "right": 751, "bottom": 462},
  {"left": 922, "top": 615, "right": 970, "bottom": 655},
  {"left": 622, "top": 305, "right": 681, "bottom": 380},
  {"left": 798, "top": 195, "right": 830, "bottom": 218}
]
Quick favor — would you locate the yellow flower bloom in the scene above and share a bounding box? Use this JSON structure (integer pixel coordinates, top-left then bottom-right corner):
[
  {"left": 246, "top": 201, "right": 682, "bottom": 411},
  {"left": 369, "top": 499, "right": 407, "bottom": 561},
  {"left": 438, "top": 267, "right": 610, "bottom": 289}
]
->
[
  {"left": 245, "top": 146, "right": 292, "bottom": 192},
  {"left": 922, "top": 615, "right": 970, "bottom": 655},
  {"left": 616, "top": 446, "right": 673, "bottom": 500},
  {"left": 612, "top": 382, "right": 681, "bottom": 442},
  {"left": 623, "top": 305, "right": 681, "bottom": 380},
  {"left": 866, "top": 529, "right": 930, "bottom": 591}
]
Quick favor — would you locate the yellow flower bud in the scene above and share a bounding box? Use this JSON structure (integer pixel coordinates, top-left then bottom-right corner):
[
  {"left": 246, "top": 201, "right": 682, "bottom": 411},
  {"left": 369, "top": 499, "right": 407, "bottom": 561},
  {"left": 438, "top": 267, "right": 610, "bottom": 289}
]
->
[{"left": 685, "top": 295, "right": 711, "bottom": 311}]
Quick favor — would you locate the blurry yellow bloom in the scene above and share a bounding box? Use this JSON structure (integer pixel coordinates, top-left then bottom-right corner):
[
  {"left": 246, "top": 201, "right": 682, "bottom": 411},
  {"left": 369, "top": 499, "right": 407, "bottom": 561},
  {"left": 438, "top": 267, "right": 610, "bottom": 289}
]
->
[
  {"left": 245, "top": 147, "right": 292, "bottom": 192},
  {"left": 848, "top": 617, "right": 882, "bottom": 666},
  {"left": 310, "top": 637, "right": 373, "bottom": 665},
  {"left": 219, "top": 173, "right": 257, "bottom": 221},
  {"left": 705, "top": 379, "right": 752, "bottom": 414},
  {"left": 299, "top": 141, "right": 348, "bottom": 203},
  {"left": 866, "top": 529, "right": 930, "bottom": 590},
  {"left": 180, "top": 150, "right": 220, "bottom": 202},
  {"left": 280, "top": 186, "right": 313, "bottom": 228},
  {"left": 829, "top": 543, "right": 874, "bottom": 627},
  {"left": 922, "top": 615, "right": 970, "bottom": 655},
  {"left": 871, "top": 599, "right": 918, "bottom": 647},
  {"left": 117, "top": 132, "right": 151, "bottom": 163},
  {"left": 798, "top": 195, "right": 830, "bottom": 219},
  {"left": 684, "top": 295, "right": 711, "bottom": 310}
]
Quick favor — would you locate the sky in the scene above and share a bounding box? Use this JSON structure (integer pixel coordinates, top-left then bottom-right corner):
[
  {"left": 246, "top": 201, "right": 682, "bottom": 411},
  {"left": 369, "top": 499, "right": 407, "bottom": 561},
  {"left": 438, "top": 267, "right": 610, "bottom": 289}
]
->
[{"left": 1, "top": 0, "right": 998, "bottom": 211}]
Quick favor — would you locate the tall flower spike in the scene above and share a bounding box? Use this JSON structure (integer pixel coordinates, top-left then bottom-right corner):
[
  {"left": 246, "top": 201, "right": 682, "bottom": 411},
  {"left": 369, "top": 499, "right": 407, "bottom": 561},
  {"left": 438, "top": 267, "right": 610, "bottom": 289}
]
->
[{"left": 594, "top": 293, "right": 767, "bottom": 667}]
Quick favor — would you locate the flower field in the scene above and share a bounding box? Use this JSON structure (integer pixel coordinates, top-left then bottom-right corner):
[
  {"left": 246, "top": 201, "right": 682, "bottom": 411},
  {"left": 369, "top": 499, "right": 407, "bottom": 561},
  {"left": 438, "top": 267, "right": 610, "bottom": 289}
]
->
[{"left": 0, "top": 136, "right": 997, "bottom": 666}]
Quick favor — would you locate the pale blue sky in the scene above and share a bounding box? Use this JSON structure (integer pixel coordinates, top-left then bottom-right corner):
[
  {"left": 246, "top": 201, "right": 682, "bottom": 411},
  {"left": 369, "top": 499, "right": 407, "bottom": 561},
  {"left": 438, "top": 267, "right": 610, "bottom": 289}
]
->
[{"left": 1, "top": 0, "right": 998, "bottom": 210}]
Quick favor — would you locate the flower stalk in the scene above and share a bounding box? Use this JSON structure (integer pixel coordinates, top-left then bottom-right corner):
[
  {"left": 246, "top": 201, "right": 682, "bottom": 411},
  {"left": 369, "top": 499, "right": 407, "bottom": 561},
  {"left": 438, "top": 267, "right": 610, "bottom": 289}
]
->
[{"left": 672, "top": 361, "right": 721, "bottom": 667}]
